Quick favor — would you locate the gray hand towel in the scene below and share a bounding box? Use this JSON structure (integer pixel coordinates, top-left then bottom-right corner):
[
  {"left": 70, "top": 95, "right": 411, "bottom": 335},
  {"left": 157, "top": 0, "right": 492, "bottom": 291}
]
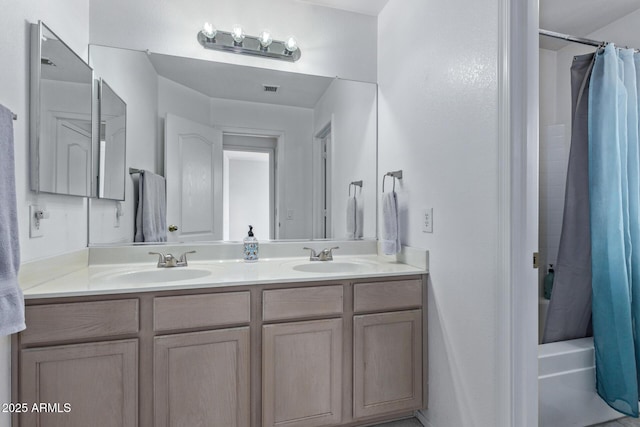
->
[
  {"left": 134, "top": 170, "right": 167, "bottom": 242},
  {"left": 0, "top": 104, "right": 25, "bottom": 336},
  {"left": 382, "top": 191, "right": 401, "bottom": 255},
  {"left": 347, "top": 196, "right": 357, "bottom": 239},
  {"left": 355, "top": 194, "right": 364, "bottom": 239}
]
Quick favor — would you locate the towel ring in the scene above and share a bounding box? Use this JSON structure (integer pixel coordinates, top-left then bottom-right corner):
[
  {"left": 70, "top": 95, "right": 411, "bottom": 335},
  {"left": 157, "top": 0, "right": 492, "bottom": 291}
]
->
[
  {"left": 349, "top": 180, "right": 363, "bottom": 196},
  {"left": 382, "top": 170, "right": 403, "bottom": 192}
]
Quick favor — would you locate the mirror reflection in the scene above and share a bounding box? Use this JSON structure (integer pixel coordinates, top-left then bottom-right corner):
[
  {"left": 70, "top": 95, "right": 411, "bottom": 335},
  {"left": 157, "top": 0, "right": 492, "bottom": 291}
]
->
[
  {"left": 98, "top": 79, "right": 126, "bottom": 200},
  {"left": 31, "top": 22, "right": 93, "bottom": 197},
  {"left": 88, "top": 45, "right": 377, "bottom": 244}
]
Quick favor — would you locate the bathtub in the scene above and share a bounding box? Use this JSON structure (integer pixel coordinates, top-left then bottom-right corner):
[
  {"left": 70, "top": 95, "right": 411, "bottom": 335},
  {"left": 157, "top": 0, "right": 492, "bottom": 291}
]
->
[{"left": 539, "top": 337, "right": 622, "bottom": 426}]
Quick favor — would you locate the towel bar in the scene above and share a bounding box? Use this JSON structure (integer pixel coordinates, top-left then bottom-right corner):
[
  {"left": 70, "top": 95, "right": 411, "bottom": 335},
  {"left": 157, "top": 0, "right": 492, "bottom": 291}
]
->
[
  {"left": 382, "top": 170, "right": 403, "bottom": 192},
  {"left": 129, "top": 167, "right": 143, "bottom": 175}
]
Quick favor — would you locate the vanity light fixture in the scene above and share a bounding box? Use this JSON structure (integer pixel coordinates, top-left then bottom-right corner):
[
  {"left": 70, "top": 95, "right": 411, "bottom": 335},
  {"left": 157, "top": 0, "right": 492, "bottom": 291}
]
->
[{"left": 197, "top": 23, "right": 301, "bottom": 62}]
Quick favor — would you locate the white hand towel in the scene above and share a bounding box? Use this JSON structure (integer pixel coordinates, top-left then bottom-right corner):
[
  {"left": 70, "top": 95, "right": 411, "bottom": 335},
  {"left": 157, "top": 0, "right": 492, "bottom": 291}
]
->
[
  {"left": 346, "top": 196, "right": 357, "bottom": 239},
  {"left": 355, "top": 194, "right": 364, "bottom": 239},
  {"left": 382, "top": 191, "right": 401, "bottom": 255},
  {"left": 135, "top": 170, "right": 167, "bottom": 242},
  {"left": 0, "top": 104, "right": 25, "bottom": 336}
]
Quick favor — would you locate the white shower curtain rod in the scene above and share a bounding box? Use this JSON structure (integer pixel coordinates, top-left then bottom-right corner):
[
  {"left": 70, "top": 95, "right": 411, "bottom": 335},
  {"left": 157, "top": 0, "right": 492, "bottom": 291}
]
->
[{"left": 539, "top": 29, "right": 604, "bottom": 48}]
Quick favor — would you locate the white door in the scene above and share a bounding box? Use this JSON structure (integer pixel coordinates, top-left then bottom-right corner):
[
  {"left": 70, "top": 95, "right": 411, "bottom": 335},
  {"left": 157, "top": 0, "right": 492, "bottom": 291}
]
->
[
  {"left": 55, "top": 119, "right": 91, "bottom": 196},
  {"left": 165, "top": 114, "right": 223, "bottom": 242}
]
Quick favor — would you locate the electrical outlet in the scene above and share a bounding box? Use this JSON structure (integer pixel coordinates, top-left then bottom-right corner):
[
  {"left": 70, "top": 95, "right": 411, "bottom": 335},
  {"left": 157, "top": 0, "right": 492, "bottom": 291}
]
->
[
  {"left": 29, "top": 205, "right": 44, "bottom": 238},
  {"left": 287, "top": 209, "right": 294, "bottom": 220},
  {"left": 114, "top": 202, "right": 123, "bottom": 228},
  {"left": 422, "top": 208, "right": 433, "bottom": 233}
]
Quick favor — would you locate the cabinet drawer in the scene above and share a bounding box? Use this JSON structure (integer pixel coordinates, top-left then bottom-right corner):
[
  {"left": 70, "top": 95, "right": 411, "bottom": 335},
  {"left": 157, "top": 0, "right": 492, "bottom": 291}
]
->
[
  {"left": 154, "top": 292, "right": 250, "bottom": 331},
  {"left": 22, "top": 299, "right": 139, "bottom": 345},
  {"left": 354, "top": 279, "right": 422, "bottom": 313},
  {"left": 263, "top": 285, "right": 343, "bottom": 321}
]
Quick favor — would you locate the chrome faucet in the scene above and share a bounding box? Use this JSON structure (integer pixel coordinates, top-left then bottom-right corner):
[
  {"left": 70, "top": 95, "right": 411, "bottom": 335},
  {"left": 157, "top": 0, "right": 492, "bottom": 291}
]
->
[
  {"left": 303, "top": 246, "right": 339, "bottom": 261},
  {"left": 149, "top": 250, "right": 196, "bottom": 268}
]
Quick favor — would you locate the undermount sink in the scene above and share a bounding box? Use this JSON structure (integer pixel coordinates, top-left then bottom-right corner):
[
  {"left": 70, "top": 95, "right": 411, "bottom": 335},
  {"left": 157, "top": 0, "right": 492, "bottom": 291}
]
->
[
  {"left": 291, "top": 261, "right": 373, "bottom": 274},
  {"left": 95, "top": 268, "right": 214, "bottom": 284}
]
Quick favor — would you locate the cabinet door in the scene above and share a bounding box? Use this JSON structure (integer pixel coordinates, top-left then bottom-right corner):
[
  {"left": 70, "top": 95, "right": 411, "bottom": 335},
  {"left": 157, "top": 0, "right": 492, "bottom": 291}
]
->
[
  {"left": 154, "top": 327, "right": 250, "bottom": 427},
  {"left": 353, "top": 310, "right": 422, "bottom": 419},
  {"left": 20, "top": 339, "right": 138, "bottom": 427},
  {"left": 262, "top": 319, "right": 342, "bottom": 427}
]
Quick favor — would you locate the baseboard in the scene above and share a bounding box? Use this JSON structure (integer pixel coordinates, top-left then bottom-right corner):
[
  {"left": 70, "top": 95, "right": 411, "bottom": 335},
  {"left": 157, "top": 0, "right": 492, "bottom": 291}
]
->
[{"left": 415, "top": 410, "right": 432, "bottom": 427}]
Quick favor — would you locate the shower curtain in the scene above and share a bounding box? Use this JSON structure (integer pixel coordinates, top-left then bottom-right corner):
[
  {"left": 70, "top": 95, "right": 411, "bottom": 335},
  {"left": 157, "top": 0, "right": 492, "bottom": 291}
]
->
[
  {"left": 589, "top": 44, "right": 640, "bottom": 417},
  {"left": 545, "top": 44, "right": 640, "bottom": 417},
  {"left": 542, "top": 52, "right": 595, "bottom": 344}
]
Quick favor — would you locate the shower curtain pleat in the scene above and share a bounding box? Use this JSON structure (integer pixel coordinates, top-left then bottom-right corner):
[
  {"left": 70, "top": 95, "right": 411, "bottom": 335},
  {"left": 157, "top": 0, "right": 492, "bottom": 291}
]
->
[
  {"left": 542, "top": 53, "right": 595, "bottom": 344},
  {"left": 589, "top": 44, "right": 638, "bottom": 417}
]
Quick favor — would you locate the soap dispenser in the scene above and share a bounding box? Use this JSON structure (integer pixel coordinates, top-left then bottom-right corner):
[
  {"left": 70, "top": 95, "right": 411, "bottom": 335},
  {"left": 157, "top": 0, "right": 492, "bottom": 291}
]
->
[
  {"left": 543, "top": 264, "right": 555, "bottom": 299},
  {"left": 243, "top": 225, "right": 259, "bottom": 262}
]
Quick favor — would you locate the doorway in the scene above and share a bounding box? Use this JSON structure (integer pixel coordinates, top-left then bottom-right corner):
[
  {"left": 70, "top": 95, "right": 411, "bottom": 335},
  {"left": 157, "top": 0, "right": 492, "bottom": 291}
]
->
[{"left": 222, "top": 134, "right": 277, "bottom": 241}]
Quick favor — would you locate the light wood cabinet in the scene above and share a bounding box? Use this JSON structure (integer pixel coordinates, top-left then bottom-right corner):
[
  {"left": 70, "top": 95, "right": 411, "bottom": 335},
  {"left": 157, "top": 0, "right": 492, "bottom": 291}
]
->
[
  {"left": 15, "top": 275, "right": 426, "bottom": 427},
  {"left": 353, "top": 309, "right": 423, "bottom": 419},
  {"left": 262, "top": 319, "right": 343, "bottom": 427},
  {"left": 154, "top": 327, "right": 250, "bottom": 427},
  {"left": 20, "top": 339, "right": 138, "bottom": 427}
]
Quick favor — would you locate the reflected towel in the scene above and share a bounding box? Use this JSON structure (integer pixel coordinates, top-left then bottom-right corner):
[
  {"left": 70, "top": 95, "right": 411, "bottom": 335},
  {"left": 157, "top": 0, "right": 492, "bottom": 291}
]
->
[
  {"left": 134, "top": 170, "right": 167, "bottom": 242},
  {"left": 347, "top": 196, "right": 356, "bottom": 239},
  {"left": 382, "top": 191, "right": 400, "bottom": 255},
  {"left": 0, "top": 104, "right": 25, "bottom": 336},
  {"left": 355, "top": 195, "right": 364, "bottom": 239}
]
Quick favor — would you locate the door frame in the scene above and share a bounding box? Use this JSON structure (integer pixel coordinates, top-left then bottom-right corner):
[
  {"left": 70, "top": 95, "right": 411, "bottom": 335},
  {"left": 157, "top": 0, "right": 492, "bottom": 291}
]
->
[
  {"left": 498, "top": 0, "right": 539, "bottom": 426},
  {"left": 222, "top": 143, "right": 276, "bottom": 240},
  {"left": 215, "top": 125, "right": 284, "bottom": 239},
  {"left": 313, "top": 119, "right": 333, "bottom": 239}
]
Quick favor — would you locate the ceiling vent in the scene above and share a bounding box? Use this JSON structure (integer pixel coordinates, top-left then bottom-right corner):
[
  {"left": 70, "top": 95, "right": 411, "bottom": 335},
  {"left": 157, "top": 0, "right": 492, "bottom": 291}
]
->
[{"left": 263, "top": 84, "right": 280, "bottom": 93}]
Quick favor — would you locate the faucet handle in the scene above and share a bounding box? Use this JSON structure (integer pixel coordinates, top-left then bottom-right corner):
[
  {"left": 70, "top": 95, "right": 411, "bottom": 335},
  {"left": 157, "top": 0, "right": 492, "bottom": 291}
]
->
[
  {"left": 321, "top": 246, "right": 339, "bottom": 260},
  {"left": 303, "top": 247, "right": 318, "bottom": 258},
  {"left": 149, "top": 252, "right": 166, "bottom": 267},
  {"left": 178, "top": 250, "right": 196, "bottom": 265}
]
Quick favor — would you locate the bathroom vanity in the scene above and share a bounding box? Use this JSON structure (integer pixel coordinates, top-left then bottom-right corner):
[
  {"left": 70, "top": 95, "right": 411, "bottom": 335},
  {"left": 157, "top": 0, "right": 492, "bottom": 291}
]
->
[{"left": 12, "top": 244, "right": 428, "bottom": 427}]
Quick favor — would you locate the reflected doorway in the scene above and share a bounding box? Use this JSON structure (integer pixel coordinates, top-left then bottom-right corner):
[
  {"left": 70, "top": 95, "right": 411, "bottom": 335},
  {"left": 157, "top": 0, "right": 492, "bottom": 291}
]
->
[{"left": 223, "top": 134, "right": 276, "bottom": 241}]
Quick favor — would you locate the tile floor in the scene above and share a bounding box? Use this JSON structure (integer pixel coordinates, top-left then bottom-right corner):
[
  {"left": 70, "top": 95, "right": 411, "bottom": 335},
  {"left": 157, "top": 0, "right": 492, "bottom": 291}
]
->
[
  {"left": 372, "top": 419, "right": 424, "bottom": 427},
  {"left": 591, "top": 417, "right": 640, "bottom": 426},
  {"left": 373, "top": 415, "right": 640, "bottom": 427}
]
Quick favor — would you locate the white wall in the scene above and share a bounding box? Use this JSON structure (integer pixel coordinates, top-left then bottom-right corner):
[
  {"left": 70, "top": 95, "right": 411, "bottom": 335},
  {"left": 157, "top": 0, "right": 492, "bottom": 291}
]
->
[
  {"left": 313, "top": 79, "right": 377, "bottom": 239},
  {"left": 538, "top": 48, "right": 564, "bottom": 294},
  {"left": 378, "top": 1, "right": 500, "bottom": 426},
  {"left": 0, "top": 4, "right": 90, "bottom": 426},
  {"left": 89, "top": 0, "right": 377, "bottom": 82},
  {"left": 89, "top": 46, "right": 159, "bottom": 244}
]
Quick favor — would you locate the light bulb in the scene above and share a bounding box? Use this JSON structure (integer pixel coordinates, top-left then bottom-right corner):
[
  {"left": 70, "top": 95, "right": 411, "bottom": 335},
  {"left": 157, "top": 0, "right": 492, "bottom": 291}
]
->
[
  {"left": 202, "top": 22, "right": 217, "bottom": 39},
  {"left": 232, "top": 25, "right": 245, "bottom": 44},
  {"left": 259, "top": 30, "right": 273, "bottom": 49},
  {"left": 284, "top": 36, "right": 298, "bottom": 53}
]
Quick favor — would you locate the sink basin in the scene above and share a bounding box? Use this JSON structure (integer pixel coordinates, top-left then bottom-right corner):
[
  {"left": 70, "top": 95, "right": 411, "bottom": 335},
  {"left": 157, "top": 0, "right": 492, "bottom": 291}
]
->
[
  {"left": 95, "top": 268, "right": 214, "bottom": 285},
  {"left": 291, "top": 262, "right": 372, "bottom": 274}
]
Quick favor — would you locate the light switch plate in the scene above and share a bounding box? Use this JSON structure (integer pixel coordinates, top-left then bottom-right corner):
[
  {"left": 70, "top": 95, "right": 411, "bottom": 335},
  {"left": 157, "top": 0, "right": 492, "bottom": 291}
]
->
[{"left": 422, "top": 208, "right": 433, "bottom": 233}]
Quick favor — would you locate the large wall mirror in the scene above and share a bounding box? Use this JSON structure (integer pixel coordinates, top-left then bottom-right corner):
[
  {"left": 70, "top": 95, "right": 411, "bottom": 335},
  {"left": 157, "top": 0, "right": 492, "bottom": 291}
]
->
[
  {"left": 30, "top": 21, "right": 94, "bottom": 197},
  {"left": 88, "top": 45, "right": 377, "bottom": 245}
]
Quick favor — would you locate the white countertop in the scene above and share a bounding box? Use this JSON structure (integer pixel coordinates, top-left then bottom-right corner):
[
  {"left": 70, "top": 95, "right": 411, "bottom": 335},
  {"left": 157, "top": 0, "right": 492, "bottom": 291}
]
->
[{"left": 22, "top": 254, "right": 427, "bottom": 299}]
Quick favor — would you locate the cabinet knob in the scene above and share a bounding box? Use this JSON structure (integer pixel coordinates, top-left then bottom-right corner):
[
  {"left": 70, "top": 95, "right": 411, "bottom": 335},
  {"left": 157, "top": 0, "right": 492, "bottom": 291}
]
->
[{"left": 168, "top": 225, "right": 178, "bottom": 232}]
